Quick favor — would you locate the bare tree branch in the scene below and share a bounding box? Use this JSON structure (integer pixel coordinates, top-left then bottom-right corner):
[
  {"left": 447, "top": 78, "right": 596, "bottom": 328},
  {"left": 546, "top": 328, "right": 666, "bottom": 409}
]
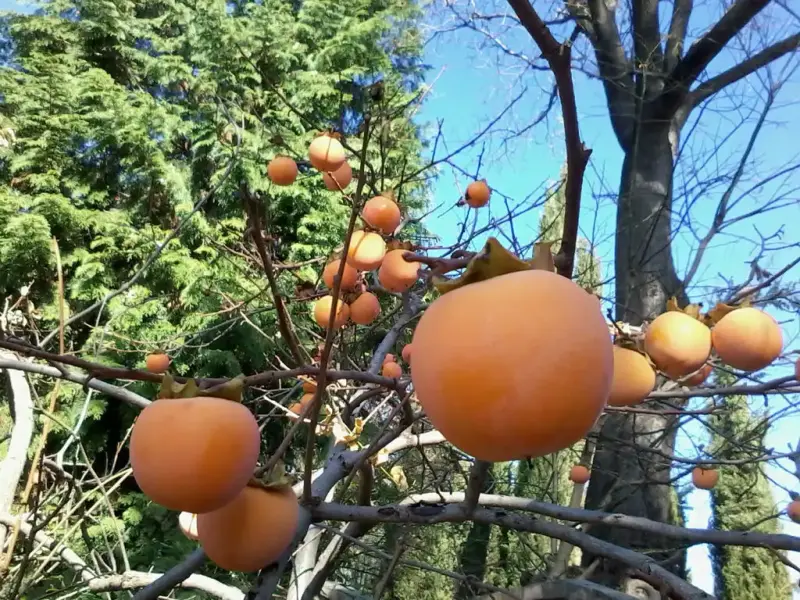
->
[
  {"left": 665, "top": 0, "right": 694, "bottom": 71},
  {"left": 687, "top": 32, "right": 800, "bottom": 107}
]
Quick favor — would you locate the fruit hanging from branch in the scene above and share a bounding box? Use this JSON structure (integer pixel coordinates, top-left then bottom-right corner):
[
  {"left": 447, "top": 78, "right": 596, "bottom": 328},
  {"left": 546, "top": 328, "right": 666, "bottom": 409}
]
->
[
  {"left": 313, "top": 295, "right": 350, "bottom": 329},
  {"left": 692, "top": 467, "right": 719, "bottom": 490},
  {"left": 197, "top": 484, "right": 299, "bottom": 572},
  {"left": 323, "top": 161, "right": 353, "bottom": 191},
  {"left": 569, "top": 464, "right": 591, "bottom": 484},
  {"left": 410, "top": 258, "right": 613, "bottom": 462},
  {"left": 607, "top": 346, "right": 656, "bottom": 407},
  {"left": 379, "top": 249, "right": 421, "bottom": 292},
  {"left": 711, "top": 307, "right": 783, "bottom": 371},
  {"left": 362, "top": 194, "right": 401, "bottom": 235},
  {"left": 322, "top": 259, "right": 358, "bottom": 291},
  {"left": 267, "top": 156, "right": 298, "bottom": 186},
  {"left": 464, "top": 179, "right": 491, "bottom": 208},
  {"left": 308, "top": 133, "right": 346, "bottom": 172},
  {"left": 644, "top": 311, "right": 711, "bottom": 379},
  {"left": 130, "top": 378, "right": 260, "bottom": 514},
  {"left": 350, "top": 291, "right": 381, "bottom": 325},
  {"left": 382, "top": 360, "right": 402, "bottom": 379},
  {"left": 145, "top": 352, "right": 170, "bottom": 374},
  {"left": 347, "top": 230, "right": 386, "bottom": 271}
]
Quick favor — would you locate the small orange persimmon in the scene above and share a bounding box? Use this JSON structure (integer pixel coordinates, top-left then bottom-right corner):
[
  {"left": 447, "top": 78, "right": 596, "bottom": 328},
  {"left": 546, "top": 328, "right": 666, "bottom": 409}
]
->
[
  {"left": 382, "top": 361, "right": 402, "bottom": 379},
  {"left": 401, "top": 344, "right": 413, "bottom": 364},
  {"left": 644, "top": 312, "right": 711, "bottom": 379},
  {"left": 683, "top": 364, "right": 712, "bottom": 386},
  {"left": 323, "top": 161, "right": 352, "bottom": 191},
  {"left": 569, "top": 465, "right": 590, "bottom": 484},
  {"left": 350, "top": 292, "right": 381, "bottom": 325},
  {"left": 308, "top": 134, "right": 346, "bottom": 172},
  {"left": 346, "top": 230, "right": 386, "bottom": 271},
  {"left": 288, "top": 402, "right": 304, "bottom": 417},
  {"left": 322, "top": 259, "right": 358, "bottom": 291},
  {"left": 130, "top": 397, "right": 260, "bottom": 513},
  {"left": 197, "top": 485, "right": 299, "bottom": 572},
  {"left": 379, "top": 249, "right": 420, "bottom": 293},
  {"left": 362, "top": 195, "right": 401, "bottom": 235},
  {"left": 711, "top": 307, "right": 782, "bottom": 371},
  {"left": 787, "top": 500, "right": 800, "bottom": 523},
  {"left": 465, "top": 180, "right": 490, "bottom": 208},
  {"left": 382, "top": 353, "right": 395, "bottom": 364},
  {"left": 267, "top": 156, "right": 298, "bottom": 186},
  {"left": 145, "top": 352, "right": 170, "bottom": 374},
  {"left": 313, "top": 296, "right": 350, "bottom": 329},
  {"left": 691, "top": 467, "right": 719, "bottom": 490},
  {"left": 608, "top": 346, "right": 656, "bottom": 407}
]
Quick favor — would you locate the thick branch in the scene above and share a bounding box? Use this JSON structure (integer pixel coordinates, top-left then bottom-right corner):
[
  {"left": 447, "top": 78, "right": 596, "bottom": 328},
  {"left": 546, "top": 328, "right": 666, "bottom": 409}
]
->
[
  {"left": 687, "top": 32, "right": 800, "bottom": 107},
  {"left": 132, "top": 548, "right": 207, "bottom": 600},
  {"left": 245, "top": 193, "right": 306, "bottom": 366},
  {"left": 632, "top": 0, "right": 664, "bottom": 74},
  {"left": 473, "top": 579, "right": 639, "bottom": 600},
  {"left": 665, "top": 0, "right": 694, "bottom": 71},
  {"left": 507, "top": 0, "right": 592, "bottom": 279},
  {"left": 0, "top": 354, "right": 34, "bottom": 551},
  {"left": 395, "top": 493, "right": 800, "bottom": 552},
  {"left": 312, "top": 503, "right": 711, "bottom": 600},
  {"left": 664, "top": 0, "right": 773, "bottom": 109}
]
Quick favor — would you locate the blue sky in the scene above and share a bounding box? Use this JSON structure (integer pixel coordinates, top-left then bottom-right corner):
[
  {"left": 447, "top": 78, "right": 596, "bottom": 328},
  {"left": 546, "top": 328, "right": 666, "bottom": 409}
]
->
[{"left": 1, "top": 0, "right": 798, "bottom": 595}]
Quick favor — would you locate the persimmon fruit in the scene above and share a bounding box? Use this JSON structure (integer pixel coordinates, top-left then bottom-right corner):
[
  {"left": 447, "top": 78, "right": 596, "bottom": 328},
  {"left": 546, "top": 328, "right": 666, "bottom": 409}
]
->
[
  {"left": 346, "top": 230, "right": 386, "bottom": 271},
  {"left": 313, "top": 295, "right": 350, "bottom": 329},
  {"left": 382, "top": 354, "right": 395, "bottom": 364},
  {"left": 684, "top": 364, "right": 712, "bottom": 386},
  {"left": 197, "top": 485, "right": 299, "bottom": 573},
  {"left": 323, "top": 161, "right": 352, "bottom": 191},
  {"left": 322, "top": 259, "right": 358, "bottom": 291},
  {"left": 787, "top": 500, "right": 800, "bottom": 523},
  {"left": 267, "top": 156, "right": 298, "bottom": 186},
  {"left": 179, "top": 511, "right": 199, "bottom": 541},
  {"left": 401, "top": 344, "right": 413, "bottom": 364},
  {"left": 410, "top": 269, "right": 613, "bottom": 462},
  {"left": 145, "top": 352, "right": 170, "bottom": 374},
  {"left": 465, "top": 180, "right": 490, "bottom": 208},
  {"left": 711, "top": 307, "right": 783, "bottom": 371},
  {"left": 130, "top": 397, "right": 260, "bottom": 513},
  {"left": 608, "top": 346, "right": 655, "bottom": 407},
  {"left": 308, "top": 134, "right": 346, "bottom": 172},
  {"left": 691, "top": 467, "right": 719, "bottom": 490},
  {"left": 382, "top": 361, "right": 402, "bottom": 379},
  {"left": 644, "top": 312, "right": 711, "bottom": 379},
  {"left": 569, "top": 465, "right": 590, "bottom": 484},
  {"left": 288, "top": 402, "right": 304, "bottom": 417},
  {"left": 379, "top": 250, "right": 420, "bottom": 293},
  {"left": 362, "top": 195, "right": 401, "bottom": 235},
  {"left": 350, "top": 292, "right": 381, "bottom": 325}
]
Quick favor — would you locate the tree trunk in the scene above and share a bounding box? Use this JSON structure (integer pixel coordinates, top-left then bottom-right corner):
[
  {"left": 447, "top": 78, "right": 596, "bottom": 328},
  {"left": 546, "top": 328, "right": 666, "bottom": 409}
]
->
[
  {"left": 584, "top": 121, "right": 687, "bottom": 583},
  {"left": 456, "top": 469, "right": 495, "bottom": 599}
]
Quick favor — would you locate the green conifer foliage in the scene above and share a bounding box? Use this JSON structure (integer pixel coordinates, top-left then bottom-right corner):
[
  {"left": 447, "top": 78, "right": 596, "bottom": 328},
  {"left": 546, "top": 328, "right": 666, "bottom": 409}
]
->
[{"left": 709, "top": 374, "right": 791, "bottom": 600}]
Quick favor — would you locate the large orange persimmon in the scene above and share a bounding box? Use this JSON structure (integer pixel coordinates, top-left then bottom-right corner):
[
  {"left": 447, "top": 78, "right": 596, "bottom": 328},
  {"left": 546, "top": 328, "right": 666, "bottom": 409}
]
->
[
  {"left": 644, "top": 312, "right": 711, "bottom": 378},
  {"left": 711, "top": 307, "right": 782, "bottom": 371},
  {"left": 308, "top": 134, "right": 346, "bottom": 172},
  {"left": 691, "top": 467, "right": 719, "bottom": 490},
  {"left": 346, "top": 230, "right": 386, "bottom": 271},
  {"left": 379, "top": 250, "right": 420, "bottom": 293},
  {"left": 267, "top": 156, "right": 298, "bottom": 186},
  {"left": 608, "top": 346, "right": 656, "bottom": 407},
  {"left": 362, "top": 195, "right": 401, "bottom": 235},
  {"left": 130, "top": 397, "right": 260, "bottom": 513},
  {"left": 198, "top": 485, "right": 299, "bottom": 572},
  {"left": 350, "top": 292, "right": 381, "bottom": 325},
  {"left": 323, "top": 161, "right": 352, "bottom": 191},
  {"left": 313, "top": 296, "right": 350, "bottom": 329},
  {"left": 410, "top": 270, "right": 613, "bottom": 462},
  {"left": 322, "top": 259, "right": 358, "bottom": 291}
]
